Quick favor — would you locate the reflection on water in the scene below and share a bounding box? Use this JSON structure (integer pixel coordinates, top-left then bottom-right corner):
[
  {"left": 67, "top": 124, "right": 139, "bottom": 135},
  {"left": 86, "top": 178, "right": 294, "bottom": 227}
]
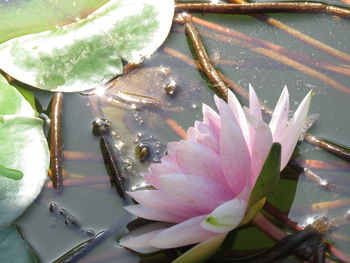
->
[{"left": 7, "top": 0, "right": 350, "bottom": 262}]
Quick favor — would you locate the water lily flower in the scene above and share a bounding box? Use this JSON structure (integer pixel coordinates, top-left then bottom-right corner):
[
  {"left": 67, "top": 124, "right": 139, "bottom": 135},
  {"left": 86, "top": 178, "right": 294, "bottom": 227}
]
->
[{"left": 120, "top": 85, "right": 312, "bottom": 254}]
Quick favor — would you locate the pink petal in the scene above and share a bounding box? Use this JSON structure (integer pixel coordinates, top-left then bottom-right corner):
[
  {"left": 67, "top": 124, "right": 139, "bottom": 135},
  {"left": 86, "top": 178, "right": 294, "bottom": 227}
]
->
[
  {"left": 192, "top": 121, "right": 219, "bottom": 153},
  {"left": 159, "top": 173, "right": 232, "bottom": 214},
  {"left": 279, "top": 90, "right": 313, "bottom": 168},
  {"left": 174, "top": 140, "right": 226, "bottom": 184},
  {"left": 269, "top": 86, "right": 289, "bottom": 142},
  {"left": 127, "top": 190, "right": 202, "bottom": 219},
  {"left": 124, "top": 205, "right": 186, "bottom": 223},
  {"left": 249, "top": 84, "right": 262, "bottom": 120},
  {"left": 144, "top": 159, "right": 183, "bottom": 188},
  {"left": 187, "top": 126, "right": 196, "bottom": 141},
  {"left": 202, "top": 103, "right": 221, "bottom": 138},
  {"left": 149, "top": 215, "right": 216, "bottom": 248},
  {"left": 227, "top": 90, "right": 250, "bottom": 145},
  {"left": 216, "top": 96, "right": 251, "bottom": 195},
  {"left": 201, "top": 198, "right": 248, "bottom": 233},
  {"left": 244, "top": 109, "right": 273, "bottom": 183},
  {"left": 119, "top": 222, "right": 171, "bottom": 253}
]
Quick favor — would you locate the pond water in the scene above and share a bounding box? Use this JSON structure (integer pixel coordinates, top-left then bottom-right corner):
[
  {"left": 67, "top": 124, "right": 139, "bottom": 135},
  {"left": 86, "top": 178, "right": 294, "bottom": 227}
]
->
[{"left": 1, "top": 0, "right": 350, "bottom": 262}]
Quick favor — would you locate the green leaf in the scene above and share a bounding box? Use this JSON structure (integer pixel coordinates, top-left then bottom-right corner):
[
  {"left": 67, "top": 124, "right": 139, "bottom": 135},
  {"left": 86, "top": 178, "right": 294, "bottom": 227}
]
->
[
  {"left": 0, "top": 0, "right": 110, "bottom": 44},
  {"left": 0, "top": 165, "right": 23, "bottom": 181},
  {"left": 0, "top": 225, "right": 39, "bottom": 263},
  {"left": 0, "top": 74, "right": 35, "bottom": 117},
  {"left": 0, "top": 0, "right": 174, "bottom": 92},
  {"left": 0, "top": 116, "right": 49, "bottom": 227},
  {"left": 173, "top": 233, "right": 227, "bottom": 263},
  {"left": 248, "top": 143, "right": 281, "bottom": 208}
]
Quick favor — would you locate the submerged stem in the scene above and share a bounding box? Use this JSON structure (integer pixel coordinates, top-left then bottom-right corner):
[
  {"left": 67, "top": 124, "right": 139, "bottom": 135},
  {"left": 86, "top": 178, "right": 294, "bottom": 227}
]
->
[{"left": 50, "top": 92, "right": 64, "bottom": 191}]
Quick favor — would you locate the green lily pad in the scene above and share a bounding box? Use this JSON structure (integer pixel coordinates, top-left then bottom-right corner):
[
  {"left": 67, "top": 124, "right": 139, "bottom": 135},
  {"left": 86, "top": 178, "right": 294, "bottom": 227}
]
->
[
  {"left": 0, "top": 116, "right": 49, "bottom": 227},
  {"left": 0, "top": 0, "right": 110, "bottom": 44},
  {"left": 248, "top": 143, "right": 281, "bottom": 208},
  {"left": 0, "top": 75, "right": 35, "bottom": 117},
  {"left": 0, "top": 0, "right": 174, "bottom": 92},
  {"left": 0, "top": 225, "right": 39, "bottom": 263}
]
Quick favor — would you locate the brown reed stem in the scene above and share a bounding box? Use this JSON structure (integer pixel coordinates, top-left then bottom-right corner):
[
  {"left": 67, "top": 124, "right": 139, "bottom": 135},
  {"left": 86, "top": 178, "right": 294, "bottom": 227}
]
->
[
  {"left": 165, "top": 118, "right": 188, "bottom": 139},
  {"left": 50, "top": 92, "right": 64, "bottom": 190},
  {"left": 295, "top": 159, "right": 350, "bottom": 172},
  {"left": 163, "top": 46, "right": 273, "bottom": 114},
  {"left": 180, "top": 15, "right": 229, "bottom": 100},
  {"left": 175, "top": 2, "right": 350, "bottom": 19},
  {"left": 224, "top": 0, "right": 350, "bottom": 66},
  {"left": 292, "top": 199, "right": 350, "bottom": 215},
  {"left": 62, "top": 151, "right": 103, "bottom": 162},
  {"left": 305, "top": 134, "right": 350, "bottom": 162},
  {"left": 183, "top": 16, "right": 350, "bottom": 96},
  {"left": 303, "top": 168, "right": 350, "bottom": 195},
  {"left": 45, "top": 175, "right": 110, "bottom": 188}
]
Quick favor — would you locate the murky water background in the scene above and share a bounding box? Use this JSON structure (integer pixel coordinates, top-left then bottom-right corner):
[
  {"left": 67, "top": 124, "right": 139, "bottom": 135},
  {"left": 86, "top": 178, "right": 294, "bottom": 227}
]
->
[{"left": 1, "top": 0, "right": 350, "bottom": 262}]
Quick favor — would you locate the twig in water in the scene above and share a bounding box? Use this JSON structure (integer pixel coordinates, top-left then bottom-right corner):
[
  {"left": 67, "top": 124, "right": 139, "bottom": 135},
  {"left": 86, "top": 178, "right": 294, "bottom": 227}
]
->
[
  {"left": 163, "top": 47, "right": 272, "bottom": 114},
  {"left": 181, "top": 17, "right": 350, "bottom": 96},
  {"left": 45, "top": 175, "right": 110, "bottom": 189},
  {"left": 62, "top": 151, "right": 103, "bottom": 162},
  {"left": 224, "top": 0, "right": 350, "bottom": 66},
  {"left": 175, "top": 2, "right": 350, "bottom": 19},
  {"left": 52, "top": 214, "right": 132, "bottom": 263},
  {"left": 49, "top": 203, "right": 96, "bottom": 237},
  {"left": 179, "top": 14, "right": 229, "bottom": 100},
  {"left": 92, "top": 118, "right": 126, "bottom": 199},
  {"left": 295, "top": 159, "right": 350, "bottom": 172},
  {"left": 305, "top": 134, "right": 350, "bottom": 162},
  {"left": 50, "top": 92, "right": 64, "bottom": 191},
  {"left": 165, "top": 118, "right": 187, "bottom": 140},
  {"left": 303, "top": 168, "right": 350, "bottom": 195}
]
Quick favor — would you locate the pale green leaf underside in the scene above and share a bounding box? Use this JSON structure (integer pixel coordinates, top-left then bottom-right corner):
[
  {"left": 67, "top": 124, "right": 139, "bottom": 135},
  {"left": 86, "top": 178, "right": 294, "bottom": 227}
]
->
[
  {"left": 173, "top": 233, "right": 227, "bottom": 263},
  {"left": 0, "top": 0, "right": 174, "bottom": 92},
  {"left": 0, "top": 225, "right": 39, "bottom": 263},
  {"left": 0, "top": 75, "right": 35, "bottom": 117},
  {"left": 0, "top": 116, "right": 49, "bottom": 227}
]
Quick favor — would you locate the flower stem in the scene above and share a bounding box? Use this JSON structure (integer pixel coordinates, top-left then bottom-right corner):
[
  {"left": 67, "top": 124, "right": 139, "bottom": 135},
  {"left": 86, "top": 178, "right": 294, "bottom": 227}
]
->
[
  {"left": 263, "top": 202, "right": 350, "bottom": 262},
  {"left": 49, "top": 92, "right": 64, "bottom": 191}
]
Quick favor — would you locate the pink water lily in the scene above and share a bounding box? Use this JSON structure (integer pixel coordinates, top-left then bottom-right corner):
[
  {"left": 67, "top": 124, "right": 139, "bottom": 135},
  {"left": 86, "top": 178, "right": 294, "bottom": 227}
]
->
[{"left": 120, "top": 85, "right": 312, "bottom": 254}]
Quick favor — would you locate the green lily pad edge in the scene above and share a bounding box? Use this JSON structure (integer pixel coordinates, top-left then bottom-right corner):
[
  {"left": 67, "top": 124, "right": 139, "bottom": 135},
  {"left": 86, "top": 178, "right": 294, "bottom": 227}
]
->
[{"left": 0, "top": 75, "right": 49, "bottom": 227}]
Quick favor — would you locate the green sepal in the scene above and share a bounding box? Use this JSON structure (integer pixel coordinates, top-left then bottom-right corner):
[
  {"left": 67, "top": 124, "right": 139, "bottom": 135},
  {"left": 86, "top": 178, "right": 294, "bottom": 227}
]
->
[{"left": 248, "top": 143, "right": 281, "bottom": 208}]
